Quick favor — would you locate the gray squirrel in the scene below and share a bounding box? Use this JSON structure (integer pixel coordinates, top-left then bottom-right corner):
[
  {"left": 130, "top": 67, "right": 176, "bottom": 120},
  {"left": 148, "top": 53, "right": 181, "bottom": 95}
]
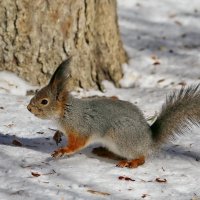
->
[{"left": 27, "top": 58, "right": 200, "bottom": 168}]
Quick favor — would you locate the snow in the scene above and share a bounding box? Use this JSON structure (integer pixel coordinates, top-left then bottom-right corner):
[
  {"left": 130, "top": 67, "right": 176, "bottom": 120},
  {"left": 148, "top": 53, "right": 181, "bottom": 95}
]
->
[
  {"left": 0, "top": 71, "right": 36, "bottom": 96},
  {"left": 0, "top": 0, "right": 200, "bottom": 199}
]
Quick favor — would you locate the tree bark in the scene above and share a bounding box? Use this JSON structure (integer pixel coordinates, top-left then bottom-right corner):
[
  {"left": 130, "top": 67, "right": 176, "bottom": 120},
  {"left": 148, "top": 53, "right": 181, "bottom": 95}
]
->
[{"left": 0, "top": 0, "right": 127, "bottom": 90}]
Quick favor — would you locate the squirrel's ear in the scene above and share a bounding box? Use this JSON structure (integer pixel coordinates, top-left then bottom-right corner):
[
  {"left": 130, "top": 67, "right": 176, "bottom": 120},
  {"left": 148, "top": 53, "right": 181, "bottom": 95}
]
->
[{"left": 49, "top": 57, "right": 72, "bottom": 94}]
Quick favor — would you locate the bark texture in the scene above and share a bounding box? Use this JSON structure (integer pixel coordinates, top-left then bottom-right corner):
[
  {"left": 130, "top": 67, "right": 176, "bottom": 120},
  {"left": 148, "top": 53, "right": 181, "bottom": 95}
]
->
[{"left": 0, "top": 0, "right": 127, "bottom": 90}]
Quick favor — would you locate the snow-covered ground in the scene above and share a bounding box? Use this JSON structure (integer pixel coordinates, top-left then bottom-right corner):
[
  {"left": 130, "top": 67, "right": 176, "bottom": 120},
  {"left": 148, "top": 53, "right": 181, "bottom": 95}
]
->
[{"left": 1, "top": 0, "right": 200, "bottom": 199}]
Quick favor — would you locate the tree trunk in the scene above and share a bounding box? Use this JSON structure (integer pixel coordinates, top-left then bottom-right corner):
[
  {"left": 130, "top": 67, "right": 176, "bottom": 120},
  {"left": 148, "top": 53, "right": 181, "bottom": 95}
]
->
[{"left": 0, "top": 0, "right": 127, "bottom": 90}]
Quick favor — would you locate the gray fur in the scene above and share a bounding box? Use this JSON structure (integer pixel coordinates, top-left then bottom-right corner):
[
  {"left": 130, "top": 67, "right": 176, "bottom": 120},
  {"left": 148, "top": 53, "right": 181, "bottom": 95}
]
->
[
  {"left": 151, "top": 84, "right": 200, "bottom": 145},
  {"left": 59, "top": 95, "right": 152, "bottom": 159},
  {"left": 59, "top": 84, "right": 200, "bottom": 159},
  {"left": 28, "top": 58, "right": 200, "bottom": 161}
]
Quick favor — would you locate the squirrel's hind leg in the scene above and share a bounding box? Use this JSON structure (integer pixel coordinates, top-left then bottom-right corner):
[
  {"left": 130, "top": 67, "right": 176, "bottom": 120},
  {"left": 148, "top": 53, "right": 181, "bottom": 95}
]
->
[
  {"left": 51, "top": 131, "right": 89, "bottom": 158},
  {"left": 116, "top": 156, "right": 145, "bottom": 168}
]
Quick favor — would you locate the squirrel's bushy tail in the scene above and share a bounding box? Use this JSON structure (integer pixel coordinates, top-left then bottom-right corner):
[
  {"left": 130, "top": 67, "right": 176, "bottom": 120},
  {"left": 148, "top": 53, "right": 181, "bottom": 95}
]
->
[{"left": 151, "top": 84, "right": 200, "bottom": 145}]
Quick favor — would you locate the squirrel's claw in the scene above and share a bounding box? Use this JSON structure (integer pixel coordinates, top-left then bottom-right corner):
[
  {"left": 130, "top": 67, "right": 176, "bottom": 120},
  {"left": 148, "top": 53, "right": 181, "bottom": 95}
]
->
[
  {"left": 51, "top": 150, "right": 62, "bottom": 158},
  {"left": 116, "top": 160, "right": 130, "bottom": 168},
  {"left": 51, "top": 147, "right": 69, "bottom": 158},
  {"left": 116, "top": 156, "right": 145, "bottom": 168}
]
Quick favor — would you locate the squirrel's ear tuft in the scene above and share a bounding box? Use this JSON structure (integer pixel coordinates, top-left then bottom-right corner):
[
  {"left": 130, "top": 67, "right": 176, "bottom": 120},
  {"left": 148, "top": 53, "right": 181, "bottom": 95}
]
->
[{"left": 49, "top": 57, "right": 72, "bottom": 93}]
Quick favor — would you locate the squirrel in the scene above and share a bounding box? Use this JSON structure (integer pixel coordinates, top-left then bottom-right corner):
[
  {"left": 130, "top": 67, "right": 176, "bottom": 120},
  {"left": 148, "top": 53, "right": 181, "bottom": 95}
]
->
[{"left": 27, "top": 58, "right": 200, "bottom": 168}]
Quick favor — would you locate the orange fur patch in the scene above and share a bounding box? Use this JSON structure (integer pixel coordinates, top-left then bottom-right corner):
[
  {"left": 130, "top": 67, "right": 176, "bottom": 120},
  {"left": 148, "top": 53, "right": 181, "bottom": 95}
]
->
[
  {"left": 67, "top": 131, "right": 89, "bottom": 152},
  {"left": 52, "top": 131, "right": 89, "bottom": 157}
]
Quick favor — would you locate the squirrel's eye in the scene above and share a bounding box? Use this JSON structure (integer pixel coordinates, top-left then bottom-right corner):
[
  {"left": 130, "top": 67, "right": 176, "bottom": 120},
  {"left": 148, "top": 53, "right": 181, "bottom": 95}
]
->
[{"left": 41, "top": 99, "right": 48, "bottom": 105}]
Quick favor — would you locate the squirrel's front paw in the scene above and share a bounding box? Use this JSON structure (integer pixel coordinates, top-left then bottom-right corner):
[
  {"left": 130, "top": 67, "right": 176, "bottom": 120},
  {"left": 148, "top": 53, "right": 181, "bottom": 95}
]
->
[
  {"left": 116, "top": 156, "right": 145, "bottom": 168},
  {"left": 51, "top": 147, "right": 70, "bottom": 158}
]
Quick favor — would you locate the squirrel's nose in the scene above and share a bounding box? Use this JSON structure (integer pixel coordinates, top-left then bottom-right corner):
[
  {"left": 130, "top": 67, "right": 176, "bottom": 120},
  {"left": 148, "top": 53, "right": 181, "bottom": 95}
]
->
[{"left": 27, "top": 104, "right": 32, "bottom": 112}]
